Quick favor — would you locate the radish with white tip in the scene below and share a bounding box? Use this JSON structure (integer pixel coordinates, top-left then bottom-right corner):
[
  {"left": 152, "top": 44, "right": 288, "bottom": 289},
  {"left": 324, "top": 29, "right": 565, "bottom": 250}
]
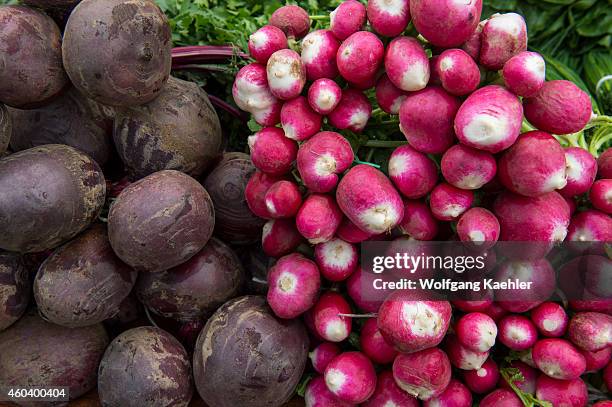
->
[
  {"left": 561, "top": 147, "right": 598, "bottom": 197},
  {"left": 261, "top": 218, "right": 303, "bottom": 258},
  {"left": 324, "top": 352, "right": 377, "bottom": 404},
  {"left": 590, "top": 179, "right": 612, "bottom": 214},
  {"left": 530, "top": 302, "right": 568, "bottom": 338},
  {"left": 296, "top": 194, "right": 343, "bottom": 244},
  {"left": 441, "top": 144, "right": 497, "bottom": 190},
  {"left": 479, "top": 13, "right": 527, "bottom": 70},
  {"left": 337, "top": 31, "right": 384, "bottom": 87},
  {"left": 313, "top": 292, "right": 352, "bottom": 343},
  {"left": 445, "top": 335, "right": 489, "bottom": 371},
  {"left": 375, "top": 74, "right": 407, "bottom": 115},
  {"left": 308, "top": 79, "right": 342, "bottom": 115},
  {"left": 385, "top": 36, "right": 430, "bottom": 92},
  {"left": 392, "top": 347, "right": 452, "bottom": 400},
  {"left": 498, "top": 315, "right": 538, "bottom": 351},
  {"left": 301, "top": 30, "right": 340, "bottom": 81},
  {"left": 280, "top": 96, "right": 322, "bottom": 141},
  {"left": 423, "top": 379, "right": 472, "bottom": 407},
  {"left": 367, "top": 0, "right": 411, "bottom": 38},
  {"left": 397, "top": 200, "right": 439, "bottom": 241},
  {"left": 314, "top": 238, "right": 358, "bottom": 282},
  {"left": 363, "top": 370, "right": 419, "bottom": 407},
  {"left": 429, "top": 183, "right": 474, "bottom": 221},
  {"left": 435, "top": 49, "right": 480, "bottom": 96},
  {"left": 248, "top": 127, "right": 297, "bottom": 176},
  {"left": 410, "top": 0, "right": 483, "bottom": 47},
  {"left": 266, "top": 49, "right": 306, "bottom": 100},
  {"left": 310, "top": 342, "right": 341, "bottom": 374},
  {"left": 388, "top": 145, "right": 438, "bottom": 199},
  {"left": 462, "top": 358, "right": 499, "bottom": 394},
  {"left": 264, "top": 180, "right": 302, "bottom": 218},
  {"left": 330, "top": 0, "right": 367, "bottom": 40},
  {"left": 533, "top": 338, "right": 587, "bottom": 380},
  {"left": 502, "top": 51, "right": 545, "bottom": 97},
  {"left": 248, "top": 25, "right": 288, "bottom": 64},
  {"left": 456, "top": 312, "right": 497, "bottom": 353},
  {"left": 328, "top": 89, "right": 372, "bottom": 133},
  {"left": 233, "top": 63, "right": 282, "bottom": 126}
]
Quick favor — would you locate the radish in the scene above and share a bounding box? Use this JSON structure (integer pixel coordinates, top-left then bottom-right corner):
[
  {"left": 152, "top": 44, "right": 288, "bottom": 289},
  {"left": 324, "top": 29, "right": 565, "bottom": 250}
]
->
[
  {"left": 266, "top": 49, "right": 306, "bottom": 100},
  {"left": 397, "top": 200, "right": 439, "bottom": 241},
  {"left": 377, "top": 291, "right": 452, "bottom": 353},
  {"left": 336, "top": 165, "right": 404, "bottom": 235},
  {"left": 583, "top": 256, "right": 612, "bottom": 300},
  {"left": 456, "top": 312, "right": 497, "bottom": 353},
  {"left": 445, "top": 335, "right": 489, "bottom": 370},
  {"left": 441, "top": 144, "right": 497, "bottom": 190},
  {"left": 297, "top": 131, "right": 354, "bottom": 193},
  {"left": 530, "top": 302, "right": 568, "bottom": 338},
  {"left": 248, "top": 25, "right": 288, "bottom": 64},
  {"left": 423, "top": 379, "right": 472, "bottom": 407},
  {"left": 594, "top": 402, "right": 612, "bottom": 407},
  {"left": 233, "top": 63, "right": 281, "bottom": 126},
  {"left": 590, "top": 179, "right": 612, "bottom": 214},
  {"left": 328, "top": 89, "right": 372, "bottom": 133},
  {"left": 565, "top": 196, "right": 578, "bottom": 214},
  {"left": 337, "top": 31, "right": 384, "bottom": 86},
  {"left": 434, "top": 49, "right": 480, "bottom": 96},
  {"left": 347, "top": 268, "right": 386, "bottom": 313},
  {"left": 305, "top": 376, "right": 353, "bottom": 407},
  {"left": 456, "top": 208, "right": 500, "bottom": 249},
  {"left": 337, "top": 217, "right": 374, "bottom": 244},
  {"left": 384, "top": 37, "right": 430, "bottom": 92},
  {"left": 245, "top": 170, "right": 285, "bottom": 219},
  {"left": 262, "top": 218, "right": 304, "bottom": 258},
  {"left": 462, "top": 20, "right": 487, "bottom": 60},
  {"left": 498, "top": 131, "right": 568, "bottom": 197},
  {"left": 264, "top": 180, "right": 302, "bottom": 218},
  {"left": 392, "top": 347, "right": 452, "bottom": 400},
  {"left": 363, "top": 370, "right": 419, "bottom": 407},
  {"left": 267, "top": 253, "right": 321, "bottom": 319},
  {"left": 535, "top": 376, "right": 588, "bottom": 407},
  {"left": 502, "top": 51, "right": 545, "bottom": 97},
  {"left": 399, "top": 86, "right": 460, "bottom": 154},
  {"left": 304, "top": 307, "right": 325, "bottom": 342},
  {"left": 314, "top": 238, "right": 358, "bottom": 282},
  {"left": 330, "top": 0, "right": 367, "bottom": 40},
  {"left": 375, "top": 74, "right": 407, "bottom": 115},
  {"left": 248, "top": 127, "right": 297, "bottom": 176},
  {"left": 313, "top": 292, "right": 352, "bottom": 342},
  {"left": 308, "top": 79, "right": 342, "bottom": 115},
  {"left": 524, "top": 80, "right": 593, "bottom": 135},
  {"left": 479, "top": 13, "right": 527, "bottom": 70},
  {"left": 568, "top": 312, "right": 612, "bottom": 352},
  {"left": 454, "top": 85, "right": 523, "bottom": 153},
  {"left": 296, "top": 194, "right": 343, "bottom": 244},
  {"left": 498, "top": 315, "right": 538, "bottom": 351},
  {"left": 533, "top": 338, "right": 587, "bottom": 380},
  {"left": 280, "top": 96, "right": 322, "bottom": 141},
  {"left": 453, "top": 299, "right": 493, "bottom": 313},
  {"left": 461, "top": 357, "right": 499, "bottom": 394},
  {"left": 325, "top": 352, "right": 377, "bottom": 404},
  {"left": 581, "top": 347, "right": 612, "bottom": 373},
  {"left": 367, "top": 0, "right": 411, "bottom": 38},
  {"left": 388, "top": 145, "right": 438, "bottom": 199},
  {"left": 360, "top": 318, "right": 397, "bottom": 365},
  {"left": 301, "top": 30, "right": 341, "bottom": 81},
  {"left": 428, "top": 55, "right": 441, "bottom": 86},
  {"left": 598, "top": 148, "right": 612, "bottom": 178},
  {"left": 494, "top": 258, "right": 556, "bottom": 313},
  {"left": 500, "top": 361, "right": 537, "bottom": 394},
  {"left": 561, "top": 147, "right": 598, "bottom": 197},
  {"left": 566, "top": 209, "right": 612, "bottom": 244},
  {"left": 483, "top": 302, "right": 509, "bottom": 322},
  {"left": 410, "top": 0, "right": 483, "bottom": 47},
  {"left": 480, "top": 389, "right": 522, "bottom": 407},
  {"left": 429, "top": 183, "right": 474, "bottom": 221},
  {"left": 270, "top": 5, "right": 310, "bottom": 39},
  {"left": 310, "top": 342, "right": 341, "bottom": 374}
]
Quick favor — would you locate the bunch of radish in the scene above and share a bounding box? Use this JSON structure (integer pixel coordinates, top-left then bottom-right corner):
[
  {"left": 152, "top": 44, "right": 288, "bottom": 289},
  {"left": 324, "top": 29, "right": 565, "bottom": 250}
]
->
[{"left": 234, "top": 1, "right": 612, "bottom": 406}]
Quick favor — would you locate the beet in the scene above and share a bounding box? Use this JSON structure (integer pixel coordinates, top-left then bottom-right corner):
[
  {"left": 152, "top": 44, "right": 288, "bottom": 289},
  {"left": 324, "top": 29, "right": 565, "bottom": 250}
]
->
[
  {"left": 0, "top": 104, "right": 10, "bottom": 155},
  {"left": 0, "top": 252, "right": 29, "bottom": 332}
]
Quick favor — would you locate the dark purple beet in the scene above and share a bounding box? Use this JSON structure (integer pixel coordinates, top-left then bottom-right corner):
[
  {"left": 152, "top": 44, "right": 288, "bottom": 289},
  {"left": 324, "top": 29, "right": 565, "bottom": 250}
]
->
[{"left": 0, "top": 252, "right": 29, "bottom": 332}]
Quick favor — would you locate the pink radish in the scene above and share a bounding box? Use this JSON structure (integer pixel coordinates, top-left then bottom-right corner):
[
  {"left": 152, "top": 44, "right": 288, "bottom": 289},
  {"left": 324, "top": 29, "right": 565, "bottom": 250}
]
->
[
  {"left": 453, "top": 299, "right": 493, "bottom": 314},
  {"left": 462, "top": 357, "right": 499, "bottom": 394},
  {"left": 308, "top": 79, "right": 342, "bottom": 115},
  {"left": 479, "top": 13, "right": 527, "bottom": 70},
  {"left": 330, "top": 0, "right": 367, "bottom": 40},
  {"left": 566, "top": 209, "right": 612, "bottom": 244},
  {"left": 269, "top": 5, "right": 310, "bottom": 39},
  {"left": 502, "top": 51, "right": 545, "bottom": 97},
  {"left": 423, "top": 379, "right": 472, "bottom": 407},
  {"left": 500, "top": 361, "right": 537, "bottom": 394},
  {"left": 267, "top": 253, "right": 321, "bottom": 319},
  {"left": 561, "top": 147, "right": 598, "bottom": 197},
  {"left": 524, "top": 80, "right": 593, "bottom": 135},
  {"left": 360, "top": 318, "right": 397, "bottom": 365},
  {"left": 410, "top": 0, "right": 483, "bottom": 47},
  {"left": 480, "top": 389, "right": 522, "bottom": 407},
  {"left": 310, "top": 342, "right": 341, "bottom": 374},
  {"left": 456, "top": 312, "right": 497, "bottom": 353},
  {"left": 388, "top": 145, "right": 438, "bottom": 199},
  {"left": 392, "top": 347, "right": 452, "bottom": 400},
  {"left": 248, "top": 25, "right": 288, "bottom": 64},
  {"left": 375, "top": 74, "right": 407, "bottom": 115},
  {"left": 494, "top": 258, "right": 556, "bottom": 313},
  {"left": 397, "top": 200, "right": 439, "bottom": 241},
  {"left": 530, "top": 302, "right": 568, "bottom": 338},
  {"left": 248, "top": 127, "right": 297, "bottom": 176},
  {"left": 377, "top": 291, "right": 452, "bottom": 353},
  {"left": 233, "top": 63, "right": 281, "bottom": 126},
  {"left": 301, "top": 30, "right": 341, "bottom": 81},
  {"left": 434, "top": 49, "right": 480, "bottom": 96},
  {"left": 536, "top": 376, "right": 588, "bottom": 407},
  {"left": 264, "top": 180, "right": 302, "bottom": 218},
  {"left": 441, "top": 144, "right": 497, "bottom": 190},
  {"left": 428, "top": 55, "right": 441, "bottom": 85},
  {"left": 245, "top": 170, "right": 285, "bottom": 219},
  {"left": 533, "top": 338, "right": 586, "bottom": 380},
  {"left": 325, "top": 352, "right": 376, "bottom": 404},
  {"left": 328, "top": 89, "right": 372, "bottom": 133},
  {"left": 384, "top": 36, "right": 430, "bottom": 92},
  {"left": 314, "top": 238, "right": 358, "bottom": 282},
  {"left": 445, "top": 335, "right": 489, "bottom": 370},
  {"left": 347, "top": 268, "right": 386, "bottom": 313},
  {"left": 280, "top": 96, "right": 322, "bottom": 141},
  {"left": 590, "top": 179, "right": 612, "bottom": 214},
  {"left": 266, "top": 49, "right": 306, "bottom": 100},
  {"left": 305, "top": 376, "right": 353, "bottom": 407},
  {"left": 296, "top": 194, "right": 343, "bottom": 244},
  {"left": 363, "top": 370, "right": 419, "bottom": 407},
  {"left": 429, "top": 183, "right": 474, "bottom": 221},
  {"left": 336, "top": 164, "right": 404, "bottom": 235},
  {"left": 297, "top": 131, "right": 354, "bottom": 193},
  {"left": 262, "top": 218, "right": 303, "bottom": 258},
  {"left": 304, "top": 307, "right": 325, "bottom": 342},
  {"left": 399, "top": 86, "right": 460, "bottom": 154},
  {"left": 313, "top": 292, "right": 352, "bottom": 342},
  {"left": 568, "top": 312, "right": 612, "bottom": 352},
  {"left": 582, "top": 347, "right": 612, "bottom": 373},
  {"left": 498, "top": 131, "right": 568, "bottom": 197},
  {"left": 598, "top": 148, "right": 612, "bottom": 178},
  {"left": 456, "top": 208, "right": 500, "bottom": 249},
  {"left": 367, "top": 0, "right": 411, "bottom": 38},
  {"left": 462, "top": 20, "right": 487, "bottom": 60},
  {"left": 498, "top": 315, "right": 538, "bottom": 351},
  {"left": 337, "top": 31, "right": 384, "bottom": 86},
  {"left": 337, "top": 217, "right": 373, "bottom": 244},
  {"left": 454, "top": 85, "right": 523, "bottom": 153}
]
